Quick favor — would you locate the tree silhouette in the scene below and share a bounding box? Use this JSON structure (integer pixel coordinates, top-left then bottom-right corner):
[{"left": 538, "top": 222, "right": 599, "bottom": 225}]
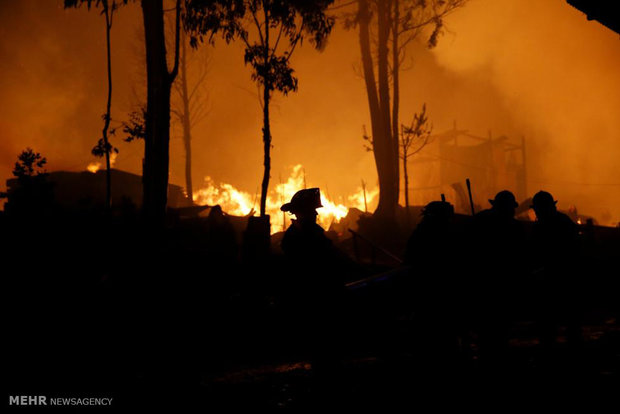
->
[
  {"left": 69, "top": 0, "right": 182, "bottom": 224},
  {"left": 171, "top": 28, "right": 210, "bottom": 203},
  {"left": 400, "top": 103, "right": 432, "bottom": 213},
  {"left": 346, "top": 0, "right": 465, "bottom": 222},
  {"left": 13, "top": 148, "right": 47, "bottom": 179},
  {"left": 65, "top": 0, "right": 127, "bottom": 211},
  {"left": 184, "top": 0, "right": 335, "bottom": 219},
  {"left": 122, "top": 8, "right": 207, "bottom": 206},
  {"left": 363, "top": 103, "right": 432, "bottom": 215},
  {"left": 123, "top": 108, "right": 147, "bottom": 143},
  {"left": 7, "top": 149, "right": 52, "bottom": 215},
  {"left": 141, "top": 0, "right": 181, "bottom": 225}
]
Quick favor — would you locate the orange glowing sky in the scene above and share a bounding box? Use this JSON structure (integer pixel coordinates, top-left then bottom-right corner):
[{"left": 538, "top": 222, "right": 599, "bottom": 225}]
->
[{"left": 0, "top": 0, "right": 618, "bottom": 223}]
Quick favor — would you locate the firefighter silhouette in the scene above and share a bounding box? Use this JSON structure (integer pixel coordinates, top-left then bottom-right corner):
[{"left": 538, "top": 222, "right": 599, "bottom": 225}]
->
[
  {"left": 281, "top": 188, "right": 334, "bottom": 265},
  {"left": 280, "top": 188, "right": 345, "bottom": 379},
  {"left": 470, "top": 190, "right": 527, "bottom": 371},
  {"left": 530, "top": 190, "right": 582, "bottom": 356},
  {"left": 405, "top": 200, "right": 462, "bottom": 376}
]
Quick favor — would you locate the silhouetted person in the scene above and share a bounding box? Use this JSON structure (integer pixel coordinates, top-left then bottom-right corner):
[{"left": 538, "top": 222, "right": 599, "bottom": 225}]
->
[
  {"left": 530, "top": 191, "right": 581, "bottom": 363},
  {"left": 470, "top": 190, "right": 527, "bottom": 372},
  {"left": 531, "top": 191, "right": 578, "bottom": 268},
  {"left": 280, "top": 188, "right": 345, "bottom": 385},
  {"left": 405, "top": 201, "right": 457, "bottom": 266},
  {"left": 405, "top": 201, "right": 462, "bottom": 377},
  {"left": 282, "top": 189, "right": 333, "bottom": 264},
  {"left": 473, "top": 190, "right": 525, "bottom": 257}
]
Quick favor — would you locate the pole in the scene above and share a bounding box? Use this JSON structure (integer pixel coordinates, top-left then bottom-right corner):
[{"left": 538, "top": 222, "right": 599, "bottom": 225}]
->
[
  {"left": 279, "top": 173, "right": 285, "bottom": 231},
  {"left": 466, "top": 178, "right": 475, "bottom": 215},
  {"left": 362, "top": 179, "right": 368, "bottom": 213}
]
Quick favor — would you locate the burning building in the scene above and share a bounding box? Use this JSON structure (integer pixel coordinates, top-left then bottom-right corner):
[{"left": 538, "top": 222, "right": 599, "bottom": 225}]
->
[{"left": 408, "top": 126, "right": 527, "bottom": 214}]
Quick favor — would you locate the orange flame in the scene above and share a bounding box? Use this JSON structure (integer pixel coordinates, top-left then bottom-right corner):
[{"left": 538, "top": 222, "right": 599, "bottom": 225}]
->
[
  {"left": 193, "top": 164, "right": 378, "bottom": 233},
  {"left": 86, "top": 162, "right": 100, "bottom": 173},
  {"left": 86, "top": 152, "right": 117, "bottom": 173},
  {"left": 347, "top": 186, "right": 379, "bottom": 212}
]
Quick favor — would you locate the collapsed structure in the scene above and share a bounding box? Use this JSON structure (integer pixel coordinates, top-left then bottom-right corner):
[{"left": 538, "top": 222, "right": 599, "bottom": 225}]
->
[{"left": 408, "top": 126, "right": 527, "bottom": 214}]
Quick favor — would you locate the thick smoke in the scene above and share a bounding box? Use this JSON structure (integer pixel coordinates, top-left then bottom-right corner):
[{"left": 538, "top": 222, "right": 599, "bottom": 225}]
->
[
  {"left": 0, "top": 0, "right": 618, "bottom": 224},
  {"left": 430, "top": 0, "right": 620, "bottom": 223}
]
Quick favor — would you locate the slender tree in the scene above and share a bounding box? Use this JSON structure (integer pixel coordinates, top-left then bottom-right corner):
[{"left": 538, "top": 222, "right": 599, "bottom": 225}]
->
[
  {"left": 98, "top": 0, "right": 116, "bottom": 211},
  {"left": 400, "top": 103, "right": 432, "bottom": 213},
  {"left": 65, "top": 0, "right": 127, "bottom": 210},
  {"left": 184, "top": 0, "right": 335, "bottom": 218},
  {"left": 171, "top": 29, "right": 210, "bottom": 202}
]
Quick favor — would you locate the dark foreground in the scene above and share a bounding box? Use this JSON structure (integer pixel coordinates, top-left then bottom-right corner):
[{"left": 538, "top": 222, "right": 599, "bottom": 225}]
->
[{"left": 3, "top": 212, "right": 620, "bottom": 410}]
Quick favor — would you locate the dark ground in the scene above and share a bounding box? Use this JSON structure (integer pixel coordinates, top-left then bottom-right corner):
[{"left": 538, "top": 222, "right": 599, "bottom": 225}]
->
[{"left": 3, "top": 211, "right": 620, "bottom": 410}]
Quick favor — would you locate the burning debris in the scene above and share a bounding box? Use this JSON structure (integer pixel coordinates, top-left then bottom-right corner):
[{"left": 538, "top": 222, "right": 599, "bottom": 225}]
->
[{"left": 192, "top": 164, "right": 378, "bottom": 233}]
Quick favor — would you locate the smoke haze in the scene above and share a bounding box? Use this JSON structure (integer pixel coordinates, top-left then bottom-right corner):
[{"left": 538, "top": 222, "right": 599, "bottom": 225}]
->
[{"left": 0, "top": 0, "right": 618, "bottom": 223}]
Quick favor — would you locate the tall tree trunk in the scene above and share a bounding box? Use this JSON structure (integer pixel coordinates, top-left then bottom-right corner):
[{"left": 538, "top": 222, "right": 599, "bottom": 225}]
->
[
  {"left": 102, "top": 0, "right": 112, "bottom": 211},
  {"left": 260, "top": 6, "right": 271, "bottom": 218},
  {"left": 403, "top": 154, "right": 409, "bottom": 208},
  {"left": 141, "top": 0, "right": 179, "bottom": 224},
  {"left": 403, "top": 152, "right": 411, "bottom": 224},
  {"left": 403, "top": 126, "right": 410, "bottom": 220},
  {"left": 179, "top": 34, "right": 193, "bottom": 202},
  {"left": 380, "top": 0, "right": 398, "bottom": 220},
  {"left": 261, "top": 84, "right": 271, "bottom": 218},
  {"left": 392, "top": 0, "right": 401, "bottom": 205},
  {"left": 359, "top": 0, "right": 397, "bottom": 221},
  {"left": 359, "top": 0, "right": 385, "bottom": 217}
]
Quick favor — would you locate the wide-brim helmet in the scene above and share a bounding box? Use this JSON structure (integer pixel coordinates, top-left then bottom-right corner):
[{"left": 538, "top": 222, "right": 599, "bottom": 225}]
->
[
  {"left": 422, "top": 200, "right": 454, "bottom": 219},
  {"left": 531, "top": 190, "right": 557, "bottom": 209},
  {"left": 281, "top": 188, "right": 323, "bottom": 213},
  {"left": 489, "top": 190, "right": 519, "bottom": 209}
]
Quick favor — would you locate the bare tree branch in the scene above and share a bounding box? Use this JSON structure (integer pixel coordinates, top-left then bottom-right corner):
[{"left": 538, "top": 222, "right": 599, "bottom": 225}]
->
[{"left": 272, "top": 23, "right": 284, "bottom": 56}]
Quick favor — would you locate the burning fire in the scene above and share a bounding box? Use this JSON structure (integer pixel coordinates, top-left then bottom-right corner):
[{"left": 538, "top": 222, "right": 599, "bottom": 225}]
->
[
  {"left": 86, "top": 152, "right": 117, "bottom": 173},
  {"left": 86, "top": 162, "right": 100, "bottom": 173},
  {"left": 193, "top": 164, "right": 377, "bottom": 233}
]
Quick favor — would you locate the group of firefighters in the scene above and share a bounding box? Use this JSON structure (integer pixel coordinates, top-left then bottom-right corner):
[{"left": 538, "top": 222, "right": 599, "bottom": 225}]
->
[{"left": 278, "top": 186, "right": 581, "bottom": 374}]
